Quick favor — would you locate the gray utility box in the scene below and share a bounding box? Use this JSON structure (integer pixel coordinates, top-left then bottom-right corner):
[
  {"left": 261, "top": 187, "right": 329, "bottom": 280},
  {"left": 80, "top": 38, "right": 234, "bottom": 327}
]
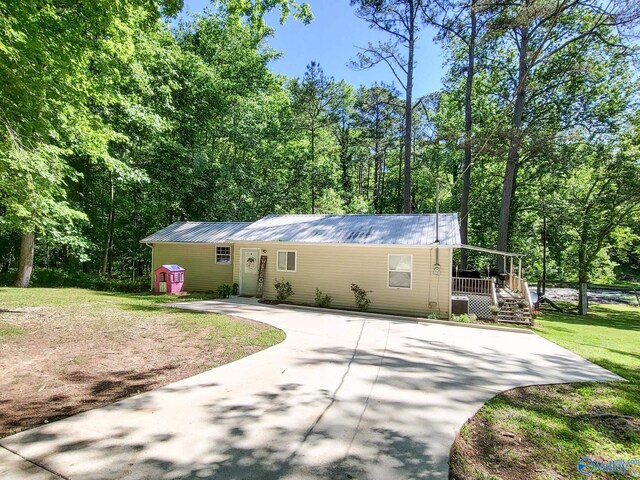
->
[{"left": 451, "top": 295, "right": 469, "bottom": 315}]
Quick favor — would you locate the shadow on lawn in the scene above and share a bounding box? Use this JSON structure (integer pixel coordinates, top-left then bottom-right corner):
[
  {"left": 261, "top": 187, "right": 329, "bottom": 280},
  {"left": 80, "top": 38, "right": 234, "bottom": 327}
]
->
[
  {"left": 1, "top": 323, "right": 620, "bottom": 480},
  {"left": 0, "top": 365, "right": 179, "bottom": 439}
]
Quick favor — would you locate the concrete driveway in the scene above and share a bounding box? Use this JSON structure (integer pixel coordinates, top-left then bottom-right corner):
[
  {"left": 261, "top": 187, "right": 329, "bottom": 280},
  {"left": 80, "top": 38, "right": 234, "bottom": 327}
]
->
[{"left": 1, "top": 298, "right": 619, "bottom": 480}]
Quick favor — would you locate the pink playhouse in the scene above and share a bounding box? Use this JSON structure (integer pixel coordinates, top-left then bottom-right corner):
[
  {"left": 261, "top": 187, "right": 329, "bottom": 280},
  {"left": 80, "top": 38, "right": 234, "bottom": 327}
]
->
[{"left": 154, "top": 264, "right": 185, "bottom": 294}]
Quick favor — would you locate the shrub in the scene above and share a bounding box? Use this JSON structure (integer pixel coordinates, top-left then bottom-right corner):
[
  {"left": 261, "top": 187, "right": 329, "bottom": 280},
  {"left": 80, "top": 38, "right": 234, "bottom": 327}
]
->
[
  {"left": 497, "top": 299, "right": 505, "bottom": 307},
  {"left": 427, "top": 312, "right": 439, "bottom": 320},
  {"left": 350, "top": 283, "right": 371, "bottom": 311},
  {"left": 489, "top": 305, "right": 501, "bottom": 315},
  {"left": 0, "top": 268, "right": 150, "bottom": 292},
  {"left": 314, "top": 288, "right": 332, "bottom": 308},
  {"left": 232, "top": 283, "right": 239, "bottom": 296},
  {"left": 216, "top": 284, "right": 232, "bottom": 299},
  {"left": 274, "top": 278, "right": 293, "bottom": 301},
  {"left": 452, "top": 313, "right": 472, "bottom": 323},
  {"left": 517, "top": 300, "right": 528, "bottom": 309}
]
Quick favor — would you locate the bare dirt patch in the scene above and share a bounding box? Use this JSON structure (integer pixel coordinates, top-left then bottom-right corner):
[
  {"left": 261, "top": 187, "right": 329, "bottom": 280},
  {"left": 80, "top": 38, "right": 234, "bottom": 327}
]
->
[{"left": 0, "top": 298, "right": 281, "bottom": 438}]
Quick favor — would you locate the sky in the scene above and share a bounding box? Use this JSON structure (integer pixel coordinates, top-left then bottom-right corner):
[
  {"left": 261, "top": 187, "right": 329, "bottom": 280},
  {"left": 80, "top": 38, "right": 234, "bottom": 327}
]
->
[{"left": 179, "top": 0, "right": 446, "bottom": 97}]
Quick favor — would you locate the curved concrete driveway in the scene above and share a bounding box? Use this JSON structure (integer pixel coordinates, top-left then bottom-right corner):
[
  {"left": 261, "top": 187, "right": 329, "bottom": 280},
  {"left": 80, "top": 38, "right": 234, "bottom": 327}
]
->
[{"left": 1, "top": 299, "right": 619, "bottom": 480}]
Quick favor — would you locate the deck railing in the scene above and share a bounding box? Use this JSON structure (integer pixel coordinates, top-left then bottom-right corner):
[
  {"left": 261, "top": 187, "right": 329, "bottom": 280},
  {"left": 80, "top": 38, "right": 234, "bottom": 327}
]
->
[
  {"left": 506, "top": 274, "right": 533, "bottom": 309},
  {"left": 451, "top": 277, "right": 492, "bottom": 295},
  {"left": 490, "top": 281, "right": 498, "bottom": 306}
]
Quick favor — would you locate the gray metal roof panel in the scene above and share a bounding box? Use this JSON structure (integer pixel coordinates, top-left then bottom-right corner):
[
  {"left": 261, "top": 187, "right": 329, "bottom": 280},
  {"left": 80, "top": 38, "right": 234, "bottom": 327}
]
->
[
  {"left": 141, "top": 222, "right": 252, "bottom": 244},
  {"left": 229, "top": 214, "right": 460, "bottom": 246}
]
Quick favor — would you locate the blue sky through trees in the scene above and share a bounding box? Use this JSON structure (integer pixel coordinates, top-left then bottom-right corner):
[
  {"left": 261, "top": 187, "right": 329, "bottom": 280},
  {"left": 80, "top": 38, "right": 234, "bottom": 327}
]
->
[{"left": 180, "top": 0, "right": 446, "bottom": 97}]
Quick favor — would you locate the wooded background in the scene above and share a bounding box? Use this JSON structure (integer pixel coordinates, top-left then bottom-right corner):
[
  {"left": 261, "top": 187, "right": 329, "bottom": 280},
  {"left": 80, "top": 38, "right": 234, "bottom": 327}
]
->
[{"left": 1, "top": 0, "right": 640, "bottom": 299}]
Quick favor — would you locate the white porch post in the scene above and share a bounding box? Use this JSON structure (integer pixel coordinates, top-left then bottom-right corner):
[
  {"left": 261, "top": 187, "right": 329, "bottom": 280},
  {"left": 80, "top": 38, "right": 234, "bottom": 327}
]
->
[
  {"left": 510, "top": 257, "right": 514, "bottom": 289},
  {"left": 518, "top": 257, "right": 522, "bottom": 279}
]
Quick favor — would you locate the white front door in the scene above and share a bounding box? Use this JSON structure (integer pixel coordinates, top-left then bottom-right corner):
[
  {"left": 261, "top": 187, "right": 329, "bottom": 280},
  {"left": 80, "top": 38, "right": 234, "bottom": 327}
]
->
[{"left": 240, "top": 248, "right": 260, "bottom": 296}]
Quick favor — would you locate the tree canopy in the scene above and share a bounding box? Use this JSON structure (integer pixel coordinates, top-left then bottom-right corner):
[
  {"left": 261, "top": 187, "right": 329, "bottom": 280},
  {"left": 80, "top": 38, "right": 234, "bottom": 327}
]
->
[{"left": 1, "top": 0, "right": 639, "bottom": 310}]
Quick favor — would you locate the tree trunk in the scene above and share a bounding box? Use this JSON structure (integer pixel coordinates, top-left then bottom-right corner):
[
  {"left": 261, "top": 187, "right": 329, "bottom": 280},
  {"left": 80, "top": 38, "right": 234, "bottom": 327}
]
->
[
  {"left": 403, "top": 7, "right": 415, "bottom": 214},
  {"left": 398, "top": 139, "right": 404, "bottom": 212},
  {"left": 497, "top": 26, "right": 529, "bottom": 258},
  {"left": 15, "top": 232, "right": 35, "bottom": 288},
  {"left": 577, "top": 229, "right": 589, "bottom": 315},
  {"left": 460, "top": 4, "right": 477, "bottom": 270},
  {"left": 101, "top": 173, "right": 115, "bottom": 277},
  {"left": 578, "top": 283, "right": 588, "bottom": 315}
]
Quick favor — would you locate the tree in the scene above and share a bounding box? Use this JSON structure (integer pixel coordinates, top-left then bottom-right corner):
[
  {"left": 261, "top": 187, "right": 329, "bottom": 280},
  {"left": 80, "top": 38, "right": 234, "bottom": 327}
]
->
[
  {"left": 355, "top": 84, "right": 404, "bottom": 212},
  {"left": 425, "top": 0, "right": 485, "bottom": 267},
  {"left": 549, "top": 139, "right": 640, "bottom": 314},
  {"left": 485, "top": 0, "right": 640, "bottom": 258},
  {"left": 290, "top": 62, "right": 342, "bottom": 213},
  {"left": 351, "top": 0, "right": 425, "bottom": 213},
  {"left": 0, "top": 0, "right": 181, "bottom": 286}
]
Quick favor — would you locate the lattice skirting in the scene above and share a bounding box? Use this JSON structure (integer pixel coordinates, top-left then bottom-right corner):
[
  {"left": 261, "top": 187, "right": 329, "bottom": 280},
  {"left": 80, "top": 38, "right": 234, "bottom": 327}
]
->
[{"left": 466, "top": 294, "right": 493, "bottom": 320}]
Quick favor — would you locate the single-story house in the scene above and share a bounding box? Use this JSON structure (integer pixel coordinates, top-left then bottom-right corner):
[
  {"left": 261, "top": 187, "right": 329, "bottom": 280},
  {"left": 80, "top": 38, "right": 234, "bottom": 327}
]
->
[{"left": 141, "top": 214, "right": 460, "bottom": 318}]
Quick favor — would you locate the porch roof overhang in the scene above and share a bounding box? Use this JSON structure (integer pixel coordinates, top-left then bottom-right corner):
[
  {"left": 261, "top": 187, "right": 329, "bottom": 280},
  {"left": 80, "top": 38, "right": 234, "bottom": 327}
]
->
[{"left": 452, "top": 244, "right": 523, "bottom": 258}]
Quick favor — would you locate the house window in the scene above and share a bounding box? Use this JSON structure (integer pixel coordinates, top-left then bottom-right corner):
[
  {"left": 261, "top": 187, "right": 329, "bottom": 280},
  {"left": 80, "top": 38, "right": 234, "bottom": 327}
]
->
[
  {"left": 216, "top": 246, "right": 231, "bottom": 264},
  {"left": 277, "top": 250, "right": 297, "bottom": 272},
  {"left": 388, "top": 254, "right": 412, "bottom": 289},
  {"left": 159, "top": 272, "right": 166, "bottom": 282}
]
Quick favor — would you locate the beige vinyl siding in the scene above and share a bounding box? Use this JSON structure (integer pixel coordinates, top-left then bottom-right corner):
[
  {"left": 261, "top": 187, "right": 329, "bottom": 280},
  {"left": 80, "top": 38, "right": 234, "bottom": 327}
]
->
[
  {"left": 233, "top": 243, "right": 452, "bottom": 318},
  {"left": 152, "top": 243, "right": 234, "bottom": 291}
]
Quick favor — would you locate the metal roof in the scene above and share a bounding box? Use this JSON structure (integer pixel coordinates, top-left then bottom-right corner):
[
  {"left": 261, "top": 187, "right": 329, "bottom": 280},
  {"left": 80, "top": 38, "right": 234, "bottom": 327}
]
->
[
  {"left": 229, "top": 214, "right": 460, "bottom": 246},
  {"left": 141, "top": 222, "right": 252, "bottom": 244}
]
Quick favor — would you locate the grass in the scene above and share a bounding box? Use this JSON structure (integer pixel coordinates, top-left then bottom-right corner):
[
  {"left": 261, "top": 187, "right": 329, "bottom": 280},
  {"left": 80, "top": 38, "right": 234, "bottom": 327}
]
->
[
  {"left": 450, "top": 303, "right": 640, "bottom": 480},
  {"left": 0, "top": 288, "right": 286, "bottom": 436},
  {"left": 0, "top": 287, "right": 284, "bottom": 365},
  {"left": 0, "top": 320, "right": 24, "bottom": 338}
]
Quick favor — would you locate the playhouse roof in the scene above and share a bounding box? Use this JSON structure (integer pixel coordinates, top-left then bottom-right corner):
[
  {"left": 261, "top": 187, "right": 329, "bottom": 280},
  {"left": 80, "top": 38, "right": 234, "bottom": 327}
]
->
[
  {"left": 159, "top": 264, "right": 184, "bottom": 272},
  {"left": 141, "top": 222, "right": 252, "bottom": 244},
  {"left": 228, "top": 214, "right": 461, "bottom": 246}
]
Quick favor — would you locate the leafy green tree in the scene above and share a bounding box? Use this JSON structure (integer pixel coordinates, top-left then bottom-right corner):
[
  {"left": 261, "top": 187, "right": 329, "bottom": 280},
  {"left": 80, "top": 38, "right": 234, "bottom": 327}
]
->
[
  {"left": 290, "top": 62, "right": 343, "bottom": 213},
  {"left": 484, "top": 0, "right": 640, "bottom": 258}
]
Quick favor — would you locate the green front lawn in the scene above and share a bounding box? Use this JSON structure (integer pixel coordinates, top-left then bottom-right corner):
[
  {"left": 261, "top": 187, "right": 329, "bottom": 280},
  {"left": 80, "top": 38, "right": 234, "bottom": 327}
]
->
[{"left": 450, "top": 303, "right": 640, "bottom": 480}]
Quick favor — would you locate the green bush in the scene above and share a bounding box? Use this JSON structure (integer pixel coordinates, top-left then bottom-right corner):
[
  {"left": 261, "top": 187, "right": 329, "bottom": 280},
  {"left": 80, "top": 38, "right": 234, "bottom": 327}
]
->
[
  {"left": 314, "top": 288, "right": 332, "bottom": 308},
  {"left": 216, "top": 283, "right": 232, "bottom": 298},
  {"left": 489, "top": 305, "right": 501, "bottom": 315},
  {"left": 274, "top": 278, "right": 293, "bottom": 301},
  {"left": 452, "top": 314, "right": 473, "bottom": 323},
  {"left": 350, "top": 283, "right": 371, "bottom": 311},
  {"left": 232, "top": 283, "right": 239, "bottom": 295}
]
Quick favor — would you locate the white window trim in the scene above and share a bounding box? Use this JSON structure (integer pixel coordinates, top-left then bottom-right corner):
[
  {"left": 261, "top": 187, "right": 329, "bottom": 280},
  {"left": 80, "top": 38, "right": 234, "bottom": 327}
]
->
[
  {"left": 215, "top": 246, "right": 231, "bottom": 265},
  {"left": 387, "top": 254, "right": 413, "bottom": 289},
  {"left": 276, "top": 250, "right": 297, "bottom": 272}
]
